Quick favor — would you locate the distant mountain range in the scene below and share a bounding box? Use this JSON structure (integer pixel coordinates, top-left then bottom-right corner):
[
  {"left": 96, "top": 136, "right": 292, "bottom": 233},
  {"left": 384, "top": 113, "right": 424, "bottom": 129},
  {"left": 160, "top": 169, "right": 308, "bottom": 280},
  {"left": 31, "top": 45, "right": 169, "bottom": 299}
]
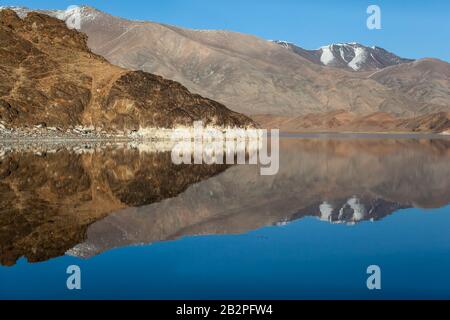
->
[{"left": 1, "top": 5, "right": 450, "bottom": 133}]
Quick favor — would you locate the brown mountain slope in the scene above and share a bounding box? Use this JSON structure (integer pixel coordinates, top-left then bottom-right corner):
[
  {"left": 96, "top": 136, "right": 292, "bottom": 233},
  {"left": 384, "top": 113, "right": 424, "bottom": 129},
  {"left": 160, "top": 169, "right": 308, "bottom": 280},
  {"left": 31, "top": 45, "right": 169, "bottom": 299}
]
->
[
  {"left": 253, "top": 111, "right": 450, "bottom": 133},
  {"left": 38, "top": 6, "right": 449, "bottom": 117},
  {"left": 369, "top": 59, "right": 450, "bottom": 111},
  {"left": 0, "top": 9, "right": 253, "bottom": 130}
]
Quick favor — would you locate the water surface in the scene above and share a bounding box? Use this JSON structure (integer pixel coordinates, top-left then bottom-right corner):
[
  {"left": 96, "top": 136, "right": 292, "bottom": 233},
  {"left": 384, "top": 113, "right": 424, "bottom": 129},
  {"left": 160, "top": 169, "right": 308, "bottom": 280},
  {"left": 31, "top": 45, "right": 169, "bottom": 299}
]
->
[{"left": 0, "top": 136, "right": 449, "bottom": 299}]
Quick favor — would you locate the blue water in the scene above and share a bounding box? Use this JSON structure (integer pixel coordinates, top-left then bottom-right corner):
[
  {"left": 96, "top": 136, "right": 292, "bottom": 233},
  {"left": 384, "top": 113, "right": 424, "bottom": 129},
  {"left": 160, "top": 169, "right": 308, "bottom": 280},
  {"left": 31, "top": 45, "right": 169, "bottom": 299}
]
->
[{"left": 1, "top": 205, "right": 449, "bottom": 300}]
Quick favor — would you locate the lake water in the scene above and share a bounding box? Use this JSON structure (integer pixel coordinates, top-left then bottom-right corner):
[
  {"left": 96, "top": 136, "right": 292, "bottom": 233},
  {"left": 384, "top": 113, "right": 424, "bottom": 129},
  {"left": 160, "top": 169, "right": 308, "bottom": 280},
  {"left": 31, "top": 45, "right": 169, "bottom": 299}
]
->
[{"left": 0, "top": 135, "right": 449, "bottom": 299}]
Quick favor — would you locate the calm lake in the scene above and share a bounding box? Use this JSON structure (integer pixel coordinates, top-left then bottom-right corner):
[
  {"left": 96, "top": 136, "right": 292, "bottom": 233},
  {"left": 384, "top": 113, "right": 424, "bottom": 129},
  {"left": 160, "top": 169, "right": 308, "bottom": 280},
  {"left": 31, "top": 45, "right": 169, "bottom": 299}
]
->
[{"left": 1, "top": 135, "right": 449, "bottom": 299}]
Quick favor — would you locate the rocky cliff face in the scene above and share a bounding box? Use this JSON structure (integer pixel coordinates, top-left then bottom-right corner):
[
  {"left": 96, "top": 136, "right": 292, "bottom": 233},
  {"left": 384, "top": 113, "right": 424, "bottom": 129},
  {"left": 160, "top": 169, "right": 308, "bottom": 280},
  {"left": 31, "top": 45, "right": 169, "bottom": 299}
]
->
[{"left": 0, "top": 9, "right": 254, "bottom": 131}]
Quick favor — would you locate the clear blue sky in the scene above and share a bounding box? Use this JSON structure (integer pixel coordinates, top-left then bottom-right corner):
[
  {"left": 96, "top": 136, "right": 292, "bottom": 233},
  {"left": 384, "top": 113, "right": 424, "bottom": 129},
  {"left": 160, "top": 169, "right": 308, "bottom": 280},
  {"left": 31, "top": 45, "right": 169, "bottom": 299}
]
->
[{"left": 3, "top": 0, "right": 450, "bottom": 61}]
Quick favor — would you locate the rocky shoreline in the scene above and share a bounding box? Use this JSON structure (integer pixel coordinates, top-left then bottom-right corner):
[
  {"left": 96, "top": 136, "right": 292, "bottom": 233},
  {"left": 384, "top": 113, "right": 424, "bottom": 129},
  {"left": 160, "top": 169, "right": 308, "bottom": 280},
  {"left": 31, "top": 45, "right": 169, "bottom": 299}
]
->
[
  {"left": 0, "top": 121, "right": 263, "bottom": 155},
  {"left": 0, "top": 121, "right": 138, "bottom": 141},
  {"left": 0, "top": 140, "right": 179, "bottom": 158}
]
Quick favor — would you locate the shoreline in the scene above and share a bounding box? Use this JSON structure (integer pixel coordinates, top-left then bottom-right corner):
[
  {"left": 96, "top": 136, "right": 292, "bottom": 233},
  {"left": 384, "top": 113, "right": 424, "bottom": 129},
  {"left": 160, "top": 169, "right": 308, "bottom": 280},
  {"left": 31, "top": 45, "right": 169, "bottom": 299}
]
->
[
  {"left": 278, "top": 131, "right": 450, "bottom": 139},
  {"left": 1, "top": 130, "right": 449, "bottom": 145},
  {"left": 2, "top": 129, "right": 449, "bottom": 140},
  {"left": 2, "top": 120, "right": 449, "bottom": 141},
  {"left": 0, "top": 123, "right": 262, "bottom": 142}
]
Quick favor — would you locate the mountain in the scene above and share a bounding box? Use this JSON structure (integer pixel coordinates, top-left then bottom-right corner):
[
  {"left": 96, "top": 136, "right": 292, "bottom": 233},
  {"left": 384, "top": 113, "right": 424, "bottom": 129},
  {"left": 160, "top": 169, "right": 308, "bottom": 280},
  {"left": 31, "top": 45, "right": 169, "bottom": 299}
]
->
[
  {"left": 272, "top": 41, "right": 414, "bottom": 71},
  {"left": 6, "top": 5, "right": 448, "bottom": 120},
  {"left": 0, "top": 9, "right": 253, "bottom": 131}
]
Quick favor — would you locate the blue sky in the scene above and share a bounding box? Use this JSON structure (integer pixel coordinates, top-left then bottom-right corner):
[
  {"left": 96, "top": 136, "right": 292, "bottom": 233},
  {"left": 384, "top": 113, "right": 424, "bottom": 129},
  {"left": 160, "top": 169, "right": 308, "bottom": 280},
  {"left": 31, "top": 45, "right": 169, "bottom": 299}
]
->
[{"left": 3, "top": 0, "right": 450, "bottom": 61}]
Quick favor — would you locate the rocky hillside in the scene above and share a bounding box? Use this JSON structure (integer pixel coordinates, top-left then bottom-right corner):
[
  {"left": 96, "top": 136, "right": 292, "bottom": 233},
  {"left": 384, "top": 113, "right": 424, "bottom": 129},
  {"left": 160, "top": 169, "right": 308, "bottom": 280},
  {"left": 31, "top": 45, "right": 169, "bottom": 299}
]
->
[{"left": 0, "top": 9, "right": 254, "bottom": 131}]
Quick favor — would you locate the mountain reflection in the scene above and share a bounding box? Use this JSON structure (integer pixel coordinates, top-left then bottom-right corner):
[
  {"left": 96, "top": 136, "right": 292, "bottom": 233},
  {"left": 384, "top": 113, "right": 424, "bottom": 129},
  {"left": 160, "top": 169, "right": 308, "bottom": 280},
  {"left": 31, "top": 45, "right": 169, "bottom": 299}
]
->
[
  {"left": 1, "top": 137, "right": 449, "bottom": 265},
  {"left": 0, "top": 145, "right": 228, "bottom": 266}
]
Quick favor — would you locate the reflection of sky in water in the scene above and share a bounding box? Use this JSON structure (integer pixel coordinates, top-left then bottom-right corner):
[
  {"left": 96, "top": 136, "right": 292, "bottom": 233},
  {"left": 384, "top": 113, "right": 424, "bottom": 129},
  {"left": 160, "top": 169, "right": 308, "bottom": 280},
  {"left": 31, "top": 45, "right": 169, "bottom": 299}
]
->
[{"left": 1, "top": 205, "right": 449, "bottom": 300}]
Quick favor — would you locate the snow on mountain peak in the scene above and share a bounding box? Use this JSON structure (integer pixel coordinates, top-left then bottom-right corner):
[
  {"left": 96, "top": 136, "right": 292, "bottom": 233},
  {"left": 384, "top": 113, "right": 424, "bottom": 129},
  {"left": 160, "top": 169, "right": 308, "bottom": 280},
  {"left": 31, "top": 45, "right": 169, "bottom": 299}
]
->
[
  {"left": 320, "top": 45, "right": 336, "bottom": 65},
  {"left": 269, "top": 40, "right": 295, "bottom": 49},
  {"left": 54, "top": 5, "right": 83, "bottom": 29},
  {"left": 53, "top": 5, "right": 99, "bottom": 30},
  {"left": 317, "top": 43, "right": 368, "bottom": 70},
  {"left": 347, "top": 46, "right": 369, "bottom": 71}
]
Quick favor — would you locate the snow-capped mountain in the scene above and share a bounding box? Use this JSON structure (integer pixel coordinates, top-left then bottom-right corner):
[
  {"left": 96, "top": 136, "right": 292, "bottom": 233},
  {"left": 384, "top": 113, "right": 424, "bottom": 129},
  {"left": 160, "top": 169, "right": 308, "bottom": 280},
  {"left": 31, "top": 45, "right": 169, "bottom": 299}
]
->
[{"left": 272, "top": 40, "right": 414, "bottom": 71}]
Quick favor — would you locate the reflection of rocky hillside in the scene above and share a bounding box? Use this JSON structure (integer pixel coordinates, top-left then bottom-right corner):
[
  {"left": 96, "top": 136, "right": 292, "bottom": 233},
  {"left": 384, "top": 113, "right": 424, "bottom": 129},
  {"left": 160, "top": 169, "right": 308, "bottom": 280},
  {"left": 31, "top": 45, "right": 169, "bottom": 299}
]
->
[
  {"left": 69, "top": 138, "right": 450, "bottom": 258},
  {"left": 0, "top": 148, "right": 227, "bottom": 266}
]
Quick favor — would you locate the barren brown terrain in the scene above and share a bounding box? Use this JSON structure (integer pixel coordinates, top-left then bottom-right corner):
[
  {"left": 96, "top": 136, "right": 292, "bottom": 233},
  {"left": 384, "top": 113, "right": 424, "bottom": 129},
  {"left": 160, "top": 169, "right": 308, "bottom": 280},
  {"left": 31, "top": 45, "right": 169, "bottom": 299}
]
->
[{"left": 253, "top": 111, "right": 450, "bottom": 133}]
